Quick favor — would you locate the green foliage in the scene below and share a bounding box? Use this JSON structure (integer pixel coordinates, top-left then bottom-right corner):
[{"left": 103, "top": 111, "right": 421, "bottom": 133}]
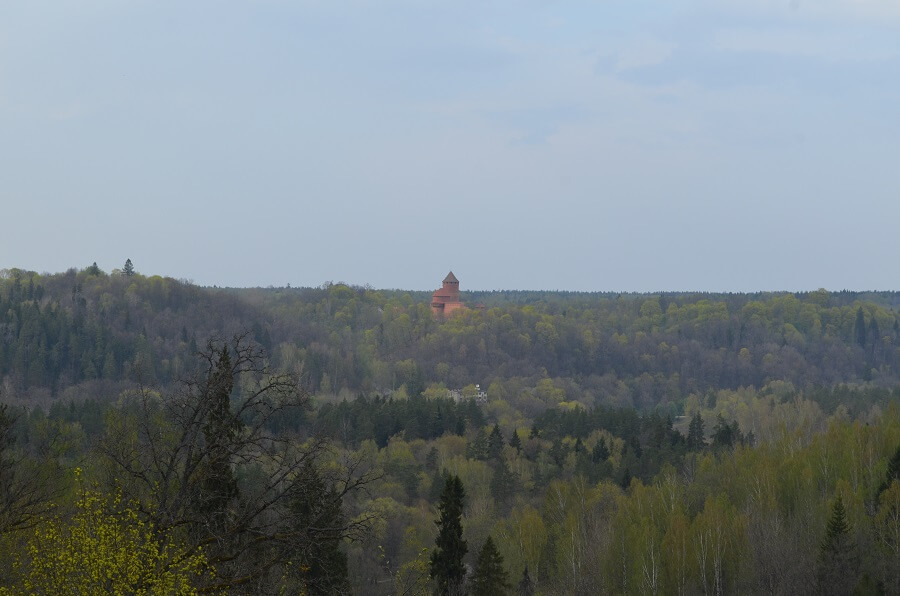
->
[
  {"left": 471, "top": 536, "right": 511, "bottom": 596},
  {"left": 817, "top": 494, "right": 859, "bottom": 595},
  {"left": 516, "top": 566, "right": 535, "bottom": 596},
  {"left": 195, "top": 346, "right": 240, "bottom": 523},
  {"left": 430, "top": 474, "right": 467, "bottom": 595},
  {"left": 1, "top": 269, "right": 896, "bottom": 415},
  {"left": 1, "top": 471, "right": 209, "bottom": 595},
  {"left": 688, "top": 412, "right": 705, "bottom": 449},
  {"left": 508, "top": 430, "right": 522, "bottom": 453},
  {"left": 488, "top": 424, "right": 505, "bottom": 460},
  {"left": 855, "top": 306, "right": 867, "bottom": 347},
  {"left": 490, "top": 457, "right": 517, "bottom": 513},
  {"left": 878, "top": 445, "right": 900, "bottom": 496},
  {"left": 3, "top": 267, "right": 900, "bottom": 595},
  {"left": 0, "top": 403, "right": 60, "bottom": 535},
  {"left": 288, "top": 463, "right": 350, "bottom": 594},
  {"left": 317, "top": 395, "right": 479, "bottom": 448}
]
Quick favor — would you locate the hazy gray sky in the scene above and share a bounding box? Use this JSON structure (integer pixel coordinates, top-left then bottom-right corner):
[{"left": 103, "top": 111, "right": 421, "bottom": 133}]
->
[{"left": 2, "top": 1, "right": 898, "bottom": 291}]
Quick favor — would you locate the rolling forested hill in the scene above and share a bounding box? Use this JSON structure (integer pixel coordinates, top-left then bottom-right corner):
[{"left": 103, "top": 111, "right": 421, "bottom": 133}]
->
[
  {"left": 1, "top": 265, "right": 897, "bottom": 412},
  {"left": 1, "top": 265, "right": 898, "bottom": 594}
]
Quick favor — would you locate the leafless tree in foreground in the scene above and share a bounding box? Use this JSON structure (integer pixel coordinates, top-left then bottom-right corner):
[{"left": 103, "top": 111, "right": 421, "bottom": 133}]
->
[
  {"left": 0, "top": 402, "right": 61, "bottom": 537},
  {"left": 99, "top": 333, "right": 378, "bottom": 593}
]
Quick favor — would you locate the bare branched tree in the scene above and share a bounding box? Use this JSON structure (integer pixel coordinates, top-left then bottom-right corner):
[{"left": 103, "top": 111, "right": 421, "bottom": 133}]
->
[
  {"left": 99, "top": 333, "right": 378, "bottom": 593},
  {"left": 0, "top": 402, "right": 60, "bottom": 536}
]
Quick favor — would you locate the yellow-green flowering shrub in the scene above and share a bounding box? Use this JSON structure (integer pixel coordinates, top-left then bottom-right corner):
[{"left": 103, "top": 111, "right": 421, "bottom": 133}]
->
[{"left": 1, "top": 470, "right": 211, "bottom": 595}]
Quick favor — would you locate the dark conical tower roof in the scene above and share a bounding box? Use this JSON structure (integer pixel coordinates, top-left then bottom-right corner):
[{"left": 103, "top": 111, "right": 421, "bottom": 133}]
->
[{"left": 444, "top": 271, "right": 459, "bottom": 283}]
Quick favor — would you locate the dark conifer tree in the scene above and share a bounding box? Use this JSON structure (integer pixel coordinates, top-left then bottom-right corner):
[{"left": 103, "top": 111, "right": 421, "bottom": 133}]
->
[
  {"left": 123, "top": 258, "right": 135, "bottom": 277},
  {"left": 592, "top": 438, "right": 610, "bottom": 462},
  {"left": 426, "top": 446, "right": 439, "bottom": 471},
  {"left": 490, "top": 457, "right": 517, "bottom": 513},
  {"left": 817, "top": 494, "right": 859, "bottom": 595},
  {"left": 471, "top": 536, "right": 511, "bottom": 596},
  {"left": 868, "top": 317, "right": 881, "bottom": 363},
  {"left": 868, "top": 317, "right": 880, "bottom": 345},
  {"left": 855, "top": 306, "right": 867, "bottom": 348},
  {"left": 196, "top": 346, "right": 240, "bottom": 524},
  {"left": 549, "top": 438, "right": 567, "bottom": 466},
  {"left": 430, "top": 474, "right": 468, "bottom": 595},
  {"left": 467, "top": 429, "right": 489, "bottom": 460},
  {"left": 687, "top": 413, "right": 705, "bottom": 450},
  {"left": 745, "top": 429, "right": 757, "bottom": 447},
  {"left": 455, "top": 416, "right": 466, "bottom": 436},
  {"left": 488, "top": 424, "right": 505, "bottom": 459},
  {"left": 878, "top": 445, "right": 900, "bottom": 497},
  {"left": 429, "top": 468, "right": 450, "bottom": 503},
  {"left": 509, "top": 430, "right": 522, "bottom": 453},
  {"left": 289, "top": 462, "right": 350, "bottom": 595},
  {"left": 620, "top": 467, "right": 632, "bottom": 490},
  {"left": 517, "top": 565, "right": 535, "bottom": 596},
  {"left": 711, "top": 413, "right": 735, "bottom": 449}
]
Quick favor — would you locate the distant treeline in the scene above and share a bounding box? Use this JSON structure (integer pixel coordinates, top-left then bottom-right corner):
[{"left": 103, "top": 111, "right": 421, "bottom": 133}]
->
[{"left": 0, "top": 266, "right": 897, "bottom": 414}]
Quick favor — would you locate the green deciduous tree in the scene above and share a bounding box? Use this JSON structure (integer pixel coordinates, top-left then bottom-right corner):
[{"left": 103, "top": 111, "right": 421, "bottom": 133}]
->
[{"left": 1, "top": 473, "right": 209, "bottom": 595}]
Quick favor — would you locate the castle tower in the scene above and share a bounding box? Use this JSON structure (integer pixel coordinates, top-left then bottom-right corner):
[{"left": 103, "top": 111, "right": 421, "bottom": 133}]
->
[
  {"left": 442, "top": 271, "right": 459, "bottom": 297},
  {"left": 431, "top": 271, "right": 464, "bottom": 318}
]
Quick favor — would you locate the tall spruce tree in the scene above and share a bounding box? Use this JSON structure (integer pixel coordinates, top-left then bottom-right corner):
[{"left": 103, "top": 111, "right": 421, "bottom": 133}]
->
[
  {"left": 123, "top": 258, "right": 135, "bottom": 277},
  {"left": 471, "top": 536, "right": 511, "bottom": 596},
  {"left": 467, "top": 430, "right": 489, "bottom": 461},
  {"left": 817, "top": 494, "right": 859, "bottom": 595},
  {"left": 592, "top": 437, "right": 610, "bottom": 462},
  {"left": 508, "top": 430, "right": 522, "bottom": 453},
  {"left": 687, "top": 413, "right": 705, "bottom": 450},
  {"left": 490, "top": 457, "right": 517, "bottom": 513},
  {"left": 289, "top": 462, "right": 350, "bottom": 594},
  {"left": 196, "top": 346, "right": 240, "bottom": 525},
  {"left": 488, "top": 424, "right": 505, "bottom": 459},
  {"left": 855, "top": 307, "right": 867, "bottom": 348},
  {"left": 430, "top": 474, "right": 468, "bottom": 595}
]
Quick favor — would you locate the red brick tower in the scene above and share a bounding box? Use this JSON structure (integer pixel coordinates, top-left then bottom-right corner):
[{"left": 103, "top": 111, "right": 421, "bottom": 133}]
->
[{"left": 431, "top": 271, "right": 464, "bottom": 318}]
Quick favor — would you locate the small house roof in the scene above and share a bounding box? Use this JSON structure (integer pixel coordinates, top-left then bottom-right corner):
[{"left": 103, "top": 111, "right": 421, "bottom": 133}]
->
[{"left": 443, "top": 271, "right": 459, "bottom": 283}]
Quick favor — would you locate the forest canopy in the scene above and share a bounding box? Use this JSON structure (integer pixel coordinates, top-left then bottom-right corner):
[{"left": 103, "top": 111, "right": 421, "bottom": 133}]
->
[{"left": 0, "top": 265, "right": 897, "bottom": 594}]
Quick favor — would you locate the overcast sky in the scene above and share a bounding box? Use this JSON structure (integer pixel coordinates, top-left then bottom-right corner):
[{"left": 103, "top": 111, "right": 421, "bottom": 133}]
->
[{"left": 2, "top": 1, "right": 898, "bottom": 292}]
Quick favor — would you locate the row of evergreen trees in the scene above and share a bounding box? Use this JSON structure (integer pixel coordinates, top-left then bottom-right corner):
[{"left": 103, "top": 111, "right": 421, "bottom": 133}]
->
[{"left": 431, "top": 473, "right": 533, "bottom": 595}]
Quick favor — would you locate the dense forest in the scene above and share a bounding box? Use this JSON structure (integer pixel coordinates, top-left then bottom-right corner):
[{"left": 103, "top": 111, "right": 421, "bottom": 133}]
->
[{"left": 0, "top": 264, "right": 898, "bottom": 594}]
